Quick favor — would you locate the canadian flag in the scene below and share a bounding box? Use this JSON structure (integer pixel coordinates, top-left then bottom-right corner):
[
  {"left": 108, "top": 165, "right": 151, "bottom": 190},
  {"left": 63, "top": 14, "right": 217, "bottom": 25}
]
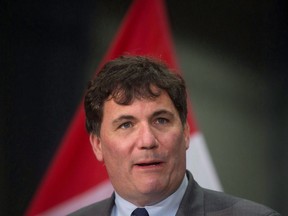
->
[{"left": 26, "top": 0, "right": 221, "bottom": 215}]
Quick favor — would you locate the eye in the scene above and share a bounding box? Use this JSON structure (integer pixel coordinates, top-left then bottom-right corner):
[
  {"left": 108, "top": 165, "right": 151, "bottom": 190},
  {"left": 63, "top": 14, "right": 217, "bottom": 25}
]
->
[
  {"left": 155, "top": 118, "right": 169, "bottom": 125},
  {"left": 119, "top": 122, "right": 133, "bottom": 129}
]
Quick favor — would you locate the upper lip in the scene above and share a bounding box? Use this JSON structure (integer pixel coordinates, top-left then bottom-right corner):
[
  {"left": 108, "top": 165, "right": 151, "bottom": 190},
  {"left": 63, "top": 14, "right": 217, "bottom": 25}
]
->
[{"left": 134, "top": 159, "right": 164, "bottom": 166}]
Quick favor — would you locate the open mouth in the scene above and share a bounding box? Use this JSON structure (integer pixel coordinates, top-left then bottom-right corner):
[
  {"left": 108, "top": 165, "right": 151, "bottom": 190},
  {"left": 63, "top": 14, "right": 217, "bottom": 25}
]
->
[{"left": 136, "top": 162, "right": 162, "bottom": 167}]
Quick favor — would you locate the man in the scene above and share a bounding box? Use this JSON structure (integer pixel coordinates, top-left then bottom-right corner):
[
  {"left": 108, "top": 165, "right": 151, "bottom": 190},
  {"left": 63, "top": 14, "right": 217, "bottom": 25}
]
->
[{"left": 70, "top": 56, "right": 280, "bottom": 216}]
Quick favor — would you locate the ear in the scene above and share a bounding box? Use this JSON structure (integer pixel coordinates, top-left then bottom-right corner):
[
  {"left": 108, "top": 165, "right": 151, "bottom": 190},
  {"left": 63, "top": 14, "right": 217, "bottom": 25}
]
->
[
  {"left": 183, "top": 122, "right": 190, "bottom": 150},
  {"left": 90, "top": 133, "right": 104, "bottom": 162}
]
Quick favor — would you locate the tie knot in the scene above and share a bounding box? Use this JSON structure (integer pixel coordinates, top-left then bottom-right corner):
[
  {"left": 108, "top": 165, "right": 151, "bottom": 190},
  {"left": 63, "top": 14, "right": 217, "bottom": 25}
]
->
[{"left": 131, "top": 208, "right": 149, "bottom": 216}]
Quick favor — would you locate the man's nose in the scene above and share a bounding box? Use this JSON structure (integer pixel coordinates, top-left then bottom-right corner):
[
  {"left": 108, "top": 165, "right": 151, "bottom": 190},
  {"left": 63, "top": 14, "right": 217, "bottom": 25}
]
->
[{"left": 137, "top": 123, "right": 158, "bottom": 150}]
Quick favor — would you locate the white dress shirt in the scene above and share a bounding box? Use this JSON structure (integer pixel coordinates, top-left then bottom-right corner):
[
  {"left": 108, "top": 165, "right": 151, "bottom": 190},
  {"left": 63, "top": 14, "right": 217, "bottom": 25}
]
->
[{"left": 111, "top": 176, "right": 188, "bottom": 216}]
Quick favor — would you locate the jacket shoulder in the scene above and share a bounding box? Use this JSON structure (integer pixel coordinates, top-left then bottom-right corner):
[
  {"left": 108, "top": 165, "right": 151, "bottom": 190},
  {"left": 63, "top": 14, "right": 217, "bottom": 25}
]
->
[
  {"left": 68, "top": 196, "right": 114, "bottom": 216},
  {"left": 203, "top": 188, "right": 281, "bottom": 216}
]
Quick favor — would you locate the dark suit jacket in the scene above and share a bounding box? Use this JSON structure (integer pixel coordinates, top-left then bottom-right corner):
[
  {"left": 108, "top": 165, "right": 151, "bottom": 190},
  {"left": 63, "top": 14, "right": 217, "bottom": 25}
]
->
[{"left": 69, "top": 171, "right": 280, "bottom": 216}]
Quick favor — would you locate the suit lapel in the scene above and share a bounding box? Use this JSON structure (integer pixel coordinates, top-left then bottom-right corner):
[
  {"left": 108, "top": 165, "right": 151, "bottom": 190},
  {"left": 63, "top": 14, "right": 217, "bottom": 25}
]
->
[
  {"left": 176, "top": 171, "right": 205, "bottom": 216},
  {"left": 103, "top": 193, "right": 115, "bottom": 216}
]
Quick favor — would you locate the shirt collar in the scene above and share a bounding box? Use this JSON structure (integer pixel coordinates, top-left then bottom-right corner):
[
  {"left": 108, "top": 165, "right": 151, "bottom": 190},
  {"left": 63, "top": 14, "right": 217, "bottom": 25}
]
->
[{"left": 113, "top": 175, "right": 188, "bottom": 216}]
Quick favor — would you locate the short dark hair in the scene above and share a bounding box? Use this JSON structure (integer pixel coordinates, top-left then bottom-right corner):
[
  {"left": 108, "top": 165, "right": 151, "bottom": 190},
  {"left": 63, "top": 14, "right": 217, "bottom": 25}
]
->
[{"left": 84, "top": 55, "right": 187, "bottom": 135}]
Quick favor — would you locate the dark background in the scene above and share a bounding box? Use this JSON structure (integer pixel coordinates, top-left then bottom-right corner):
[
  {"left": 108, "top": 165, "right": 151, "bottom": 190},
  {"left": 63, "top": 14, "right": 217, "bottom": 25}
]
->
[{"left": 2, "top": 0, "right": 287, "bottom": 215}]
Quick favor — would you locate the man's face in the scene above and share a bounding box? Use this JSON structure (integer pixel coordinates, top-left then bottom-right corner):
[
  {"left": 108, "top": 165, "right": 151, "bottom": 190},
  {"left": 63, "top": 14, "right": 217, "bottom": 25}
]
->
[{"left": 90, "top": 90, "right": 190, "bottom": 206}]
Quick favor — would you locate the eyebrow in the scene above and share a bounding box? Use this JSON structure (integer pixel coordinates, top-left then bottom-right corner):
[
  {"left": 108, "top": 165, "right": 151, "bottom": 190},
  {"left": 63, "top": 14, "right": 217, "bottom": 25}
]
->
[
  {"left": 152, "top": 109, "right": 175, "bottom": 119},
  {"left": 112, "top": 115, "right": 135, "bottom": 126},
  {"left": 112, "top": 109, "right": 174, "bottom": 125}
]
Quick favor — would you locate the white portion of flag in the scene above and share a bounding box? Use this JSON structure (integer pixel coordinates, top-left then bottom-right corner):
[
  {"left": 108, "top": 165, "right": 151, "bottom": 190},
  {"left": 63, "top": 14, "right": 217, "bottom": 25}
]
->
[
  {"left": 39, "top": 132, "right": 221, "bottom": 216},
  {"left": 186, "top": 132, "right": 222, "bottom": 191},
  {"left": 40, "top": 180, "right": 114, "bottom": 216}
]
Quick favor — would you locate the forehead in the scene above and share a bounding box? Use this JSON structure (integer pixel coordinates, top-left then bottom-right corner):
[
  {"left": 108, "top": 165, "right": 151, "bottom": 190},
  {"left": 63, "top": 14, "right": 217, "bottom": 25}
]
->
[
  {"left": 103, "top": 91, "right": 178, "bottom": 118},
  {"left": 110, "top": 84, "right": 162, "bottom": 105}
]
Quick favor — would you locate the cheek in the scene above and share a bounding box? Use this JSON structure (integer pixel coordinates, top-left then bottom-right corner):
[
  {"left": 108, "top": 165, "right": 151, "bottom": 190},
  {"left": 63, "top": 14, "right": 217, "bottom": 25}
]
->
[
  {"left": 101, "top": 137, "right": 129, "bottom": 166},
  {"left": 102, "top": 142, "right": 119, "bottom": 161},
  {"left": 165, "top": 132, "right": 188, "bottom": 165},
  {"left": 164, "top": 130, "right": 186, "bottom": 150},
  {"left": 100, "top": 139, "right": 133, "bottom": 184},
  {"left": 102, "top": 144, "right": 124, "bottom": 176}
]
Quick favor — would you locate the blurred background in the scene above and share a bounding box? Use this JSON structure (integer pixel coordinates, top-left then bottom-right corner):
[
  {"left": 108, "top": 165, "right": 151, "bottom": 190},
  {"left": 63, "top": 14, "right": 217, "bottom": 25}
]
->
[{"left": 2, "top": 0, "right": 287, "bottom": 215}]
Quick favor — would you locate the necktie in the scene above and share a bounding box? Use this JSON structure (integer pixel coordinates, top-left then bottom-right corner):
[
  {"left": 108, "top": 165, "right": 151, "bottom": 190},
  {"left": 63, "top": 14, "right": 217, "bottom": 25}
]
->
[{"left": 131, "top": 208, "right": 149, "bottom": 216}]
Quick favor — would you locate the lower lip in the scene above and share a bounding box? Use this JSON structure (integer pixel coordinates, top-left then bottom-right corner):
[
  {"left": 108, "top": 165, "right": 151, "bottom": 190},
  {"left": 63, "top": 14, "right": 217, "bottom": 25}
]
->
[{"left": 134, "top": 163, "right": 164, "bottom": 171}]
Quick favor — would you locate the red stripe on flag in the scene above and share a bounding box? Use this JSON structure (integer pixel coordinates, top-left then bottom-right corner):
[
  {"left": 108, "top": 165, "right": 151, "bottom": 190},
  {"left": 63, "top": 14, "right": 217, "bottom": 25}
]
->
[{"left": 26, "top": 106, "right": 109, "bottom": 215}]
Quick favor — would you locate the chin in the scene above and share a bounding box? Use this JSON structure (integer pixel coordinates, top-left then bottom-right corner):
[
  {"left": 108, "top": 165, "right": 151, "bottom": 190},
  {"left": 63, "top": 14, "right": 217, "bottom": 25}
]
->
[{"left": 137, "top": 179, "right": 166, "bottom": 195}]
